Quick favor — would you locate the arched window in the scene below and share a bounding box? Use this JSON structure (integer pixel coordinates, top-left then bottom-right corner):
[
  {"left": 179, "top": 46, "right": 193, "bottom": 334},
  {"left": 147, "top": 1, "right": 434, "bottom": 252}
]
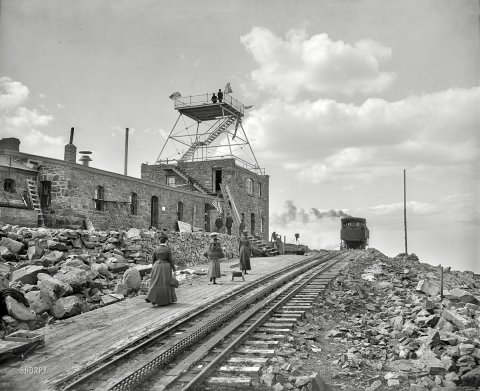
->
[
  {"left": 129, "top": 192, "right": 138, "bottom": 215},
  {"left": 246, "top": 178, "right": 254, "bottom": 195},
  {"left": 4, "top": 178, "right": 15, "bottom": 193},
  {"left": 94, "top": 186, "right": 105, "bottom": 211}
]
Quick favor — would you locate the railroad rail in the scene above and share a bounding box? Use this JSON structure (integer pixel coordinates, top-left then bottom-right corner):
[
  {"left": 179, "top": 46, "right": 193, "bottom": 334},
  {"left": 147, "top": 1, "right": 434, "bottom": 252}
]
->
[{"left": 57, "top": 250, "right": 354, "bottom": 391}]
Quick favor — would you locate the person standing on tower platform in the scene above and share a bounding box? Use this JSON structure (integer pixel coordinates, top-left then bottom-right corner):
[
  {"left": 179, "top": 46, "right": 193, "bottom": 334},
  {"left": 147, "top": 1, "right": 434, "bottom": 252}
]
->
[
  {"left": 225, "top": 212, "right": 233, "bottom": 235},
  {"left": 211, "top": 93, "right": 218, "bottom": 103},
  {"left": 217, "top": 89, "right": 223, "bottom": 102}
]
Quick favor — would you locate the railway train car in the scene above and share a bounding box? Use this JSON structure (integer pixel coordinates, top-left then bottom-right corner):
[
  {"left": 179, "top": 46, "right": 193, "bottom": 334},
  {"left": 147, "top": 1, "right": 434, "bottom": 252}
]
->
[{"left": 340, "top": 217, "right": 369, "bottom": 250}]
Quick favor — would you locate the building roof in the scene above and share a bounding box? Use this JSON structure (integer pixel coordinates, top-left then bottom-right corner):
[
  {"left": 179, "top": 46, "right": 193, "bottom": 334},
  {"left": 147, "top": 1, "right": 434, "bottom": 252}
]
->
[{"left": 0, "top": 155, "right": 38, "bottom": 172}]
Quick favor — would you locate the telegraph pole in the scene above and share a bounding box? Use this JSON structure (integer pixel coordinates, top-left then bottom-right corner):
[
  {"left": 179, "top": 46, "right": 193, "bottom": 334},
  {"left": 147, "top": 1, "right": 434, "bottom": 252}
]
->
[{"left": 404, "top": 169, "right": 408, "bottom": 254}]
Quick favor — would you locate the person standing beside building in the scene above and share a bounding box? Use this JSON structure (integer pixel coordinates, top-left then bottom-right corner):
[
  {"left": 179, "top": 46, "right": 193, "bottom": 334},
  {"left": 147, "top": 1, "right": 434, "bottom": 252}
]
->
[
  {"left": 211, "top": 93, "right": 218, "bottom": 103},
  {"left": 225, "top": 212, "right": 233, "bottom": 235},
  {"left": 239, "top": 230, "right": 251, "bottom": 275},
  {"left": 239, "top": 214, "right": 246, "bottom": 236},
  {"left": 205, "top": 232, "right": 224, "bottom": 285},
  {"left": 215, "top": 214, "right": 223, "bottom": 233},
  {"left": 217, "top": 89, "right": 223, "bottom": 102},
  {"left": 146, "top": 232, "right": 177, "bottom": 306}
]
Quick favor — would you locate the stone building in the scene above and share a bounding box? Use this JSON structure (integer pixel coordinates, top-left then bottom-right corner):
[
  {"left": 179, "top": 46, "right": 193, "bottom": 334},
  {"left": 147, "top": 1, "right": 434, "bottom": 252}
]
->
[{"left": 0, "top": 135, "right": 270, "bottom": 239}]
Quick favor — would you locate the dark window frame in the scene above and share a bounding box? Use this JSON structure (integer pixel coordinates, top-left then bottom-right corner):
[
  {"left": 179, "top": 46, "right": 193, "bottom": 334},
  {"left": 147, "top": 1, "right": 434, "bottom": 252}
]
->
[
  {"left": 94, "top": 186, "right": 105, "bottom": 211},
  {"left": 4, "top": 178, "right": 15, "bottom": 193},
  {"left": 130, "top": 192, "right": 138, "bottom": 215}
]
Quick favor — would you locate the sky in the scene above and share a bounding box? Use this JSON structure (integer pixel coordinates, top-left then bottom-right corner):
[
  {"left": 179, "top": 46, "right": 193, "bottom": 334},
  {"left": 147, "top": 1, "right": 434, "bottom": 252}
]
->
[{"left": 1, "top": 0, "right": 479, "bottom": 272}]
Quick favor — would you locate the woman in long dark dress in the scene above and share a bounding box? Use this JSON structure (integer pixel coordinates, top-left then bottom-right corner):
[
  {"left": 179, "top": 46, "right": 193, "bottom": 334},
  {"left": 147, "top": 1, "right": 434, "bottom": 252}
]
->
[
  {"left": 205, "top": 232, "right": 224, "bottom": 285},
  {"left": 146, "top": 236, "right": 177, "bottom": 306},
  {"left": 239, "top": 230, "right": 251, "bottom": 274}
]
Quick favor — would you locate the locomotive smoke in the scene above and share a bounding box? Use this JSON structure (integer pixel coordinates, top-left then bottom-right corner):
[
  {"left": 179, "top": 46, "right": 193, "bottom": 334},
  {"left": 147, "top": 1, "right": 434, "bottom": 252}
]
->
[{"left": 273, "top": 200, "right": 351, "bottom": 225}]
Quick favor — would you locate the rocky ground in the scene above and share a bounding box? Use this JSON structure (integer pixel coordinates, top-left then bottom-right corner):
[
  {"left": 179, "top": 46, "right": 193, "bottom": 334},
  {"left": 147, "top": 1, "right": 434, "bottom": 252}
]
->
[
  {"left": 257, "top": 249, "right": 480, "bottom": 391},
  {"left": 0, "top": 224, "right": 236, "bottom": 337}
]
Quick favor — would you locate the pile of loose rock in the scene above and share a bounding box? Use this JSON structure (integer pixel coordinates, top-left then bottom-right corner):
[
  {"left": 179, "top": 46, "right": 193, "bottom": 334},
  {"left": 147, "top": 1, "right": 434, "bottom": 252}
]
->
[
  {"left": 0, "top": 224, "right": 239, "bottom": 338},
  {"left": 257, "top": 249, "right": 480, "bottom": 390}
]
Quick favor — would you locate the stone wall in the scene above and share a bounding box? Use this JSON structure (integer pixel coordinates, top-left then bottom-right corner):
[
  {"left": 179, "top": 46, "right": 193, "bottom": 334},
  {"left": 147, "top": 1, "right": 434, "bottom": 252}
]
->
[
  {"left": 0, "top": 207, "right": 38, "bottom": 227},
  {"left": 142, "top": 159, "right": 270, "bottom": 240},
  {"left": 0, "top": 167, "right": 36, "bottom": 196},
  {"left": 3, "top": 152, "right": 220, "bottom": 232}
]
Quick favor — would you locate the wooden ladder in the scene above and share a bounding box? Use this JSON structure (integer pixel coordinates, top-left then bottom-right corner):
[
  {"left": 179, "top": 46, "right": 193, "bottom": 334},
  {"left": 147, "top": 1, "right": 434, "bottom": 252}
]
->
[
  {"left": 220, "top": 183, "right": 240, "bottom": 225},
  {"left": 26, "top": 179, "right": 45, "bottom": 227}
]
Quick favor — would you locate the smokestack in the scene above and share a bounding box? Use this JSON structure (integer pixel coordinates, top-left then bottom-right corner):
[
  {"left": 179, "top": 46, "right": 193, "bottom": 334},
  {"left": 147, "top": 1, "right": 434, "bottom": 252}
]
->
[
  {"left": 124, "top": 128, "right": 129, "bottom": 176},
  {"left": 64, "top": 127, "right": 77, "bottom": 163}
]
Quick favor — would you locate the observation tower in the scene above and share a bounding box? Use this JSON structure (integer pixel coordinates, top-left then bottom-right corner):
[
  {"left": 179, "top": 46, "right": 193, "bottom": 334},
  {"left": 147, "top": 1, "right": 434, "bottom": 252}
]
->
[{"left": 156, "top": 87, "right": 263, "bottom": 175}]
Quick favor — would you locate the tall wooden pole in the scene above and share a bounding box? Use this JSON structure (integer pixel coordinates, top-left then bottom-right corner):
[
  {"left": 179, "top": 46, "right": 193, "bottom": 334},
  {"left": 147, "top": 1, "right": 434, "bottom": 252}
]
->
[
  {"left": 404, "top": 169, "right": 408, "bottom": 254},
  {"left": 124, "top": 128, "right": 129, "bottom": 176}
]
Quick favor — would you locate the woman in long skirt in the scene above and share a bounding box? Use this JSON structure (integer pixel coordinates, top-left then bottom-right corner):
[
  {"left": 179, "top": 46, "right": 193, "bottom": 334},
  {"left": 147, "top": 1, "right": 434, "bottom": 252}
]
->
[
  {"left": 205, "top": 232, "right": 224, "bottom": 285},
  {"left": 146, "top": 235, "right": 177, "bottom": 306},
  {"left": 239, "top": 230, "right": 251, "bottom": 274}
]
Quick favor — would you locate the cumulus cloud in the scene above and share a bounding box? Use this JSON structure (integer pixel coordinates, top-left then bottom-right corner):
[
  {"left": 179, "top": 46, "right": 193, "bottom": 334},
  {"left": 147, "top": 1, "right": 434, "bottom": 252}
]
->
[
  {"left": 240, "top": 28, "right": 396, "bottom": 100},
  {"left": 245, "top": 87, "right": 480, "bottom": 184},
  {"left": 0, "top": 77, "right": 60, "bottom": 150}
]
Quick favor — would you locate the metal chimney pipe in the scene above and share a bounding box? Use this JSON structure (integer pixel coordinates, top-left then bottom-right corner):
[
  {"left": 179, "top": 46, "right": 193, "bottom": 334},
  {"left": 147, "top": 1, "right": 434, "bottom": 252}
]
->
[
  {"left": 69, "top": 127, "right": 75, "bottom": 144},
  {"left": 124, "top": 128, "right": 129, "bottom": 176}
]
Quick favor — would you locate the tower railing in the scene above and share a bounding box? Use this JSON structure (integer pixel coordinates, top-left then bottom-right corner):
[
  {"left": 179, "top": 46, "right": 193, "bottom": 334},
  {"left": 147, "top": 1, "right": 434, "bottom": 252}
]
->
[{"left": 174, "top": 93, "right": 244, "bottom": 116}]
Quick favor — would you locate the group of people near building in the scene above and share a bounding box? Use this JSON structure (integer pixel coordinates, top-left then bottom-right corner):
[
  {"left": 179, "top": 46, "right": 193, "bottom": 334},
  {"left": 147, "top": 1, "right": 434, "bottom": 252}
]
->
[
  {"left": 211, "top": 88, "right": 224, "bottom": 103},
  {"left": 214, "top": 212, "right": 235, "bottom": 235},
  {"left": 145, "top": 219, "right": 251, "bottom": 306}
]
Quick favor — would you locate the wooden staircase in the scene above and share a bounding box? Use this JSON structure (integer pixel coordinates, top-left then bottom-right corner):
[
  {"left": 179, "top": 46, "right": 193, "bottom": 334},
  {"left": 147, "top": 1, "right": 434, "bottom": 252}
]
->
[
  {"left": 179, "top": 116, "right": 236, "bottom": 162},
  {"left": 248, "top": 234, "right": 279, "bottom": 257},
  {"left": 169, "top": 166, "right": 210, "bottom": 194},
  {"left": 26, "top": 179, "right": 45, "bottom": 227}
]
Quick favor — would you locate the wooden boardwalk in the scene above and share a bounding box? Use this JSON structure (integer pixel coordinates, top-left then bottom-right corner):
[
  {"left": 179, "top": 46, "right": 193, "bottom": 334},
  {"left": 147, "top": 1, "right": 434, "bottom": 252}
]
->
[{"left": 0, "top": 254, "right": 314, "bottom": 391}]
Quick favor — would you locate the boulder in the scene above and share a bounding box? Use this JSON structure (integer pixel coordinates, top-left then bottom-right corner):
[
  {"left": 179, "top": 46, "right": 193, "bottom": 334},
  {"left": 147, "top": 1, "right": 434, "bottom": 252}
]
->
[
  {"left": 125, "top": 228, "right": 141, "bottom": 239},
  {"left": 442, "top": 309, "right": 472, "bottom": 330},
  {"left": 46, "top": 240, "right": 68, "bottom": 251},
  {"left": 0, "top": 237, "right": 24, "bottom": 254},
  {"left": 123, "top": 268, "right": 141, "bottom": 290},
  {"left": 40, "top": 250, "right": 66, "bottom": 266},
  {"left": 72, "top": 238, "right": 82, "bottom": 249},
  {"left": 25, "top": 290, "right": 54, "bottom": 314},
  {"left": 5, "top": 296, "right": 37, "bottom": 321},
  {"left": 27, "top": 245, "right": 44, "bottom": 260},
  {"left": 113, "top": 282, "right": 129, "bottom": 295},
  {"left": 449, "top": 288, "right": 479, "bottom": 304},
  {"left": 91, "top": 263, "right": 114, "bottom": 279},
  {"left": 37, "top": 273, "right": 72, "bottom": 301},
  {"left": 65, "top": 258, "right": 89, "bottom": 269},
  {"left": 461, "top": 367, "right": 480, "bottom": 387},
  {"left": 109, "top": 263, "right": 130, "bottom": 273},
  {"left": 54, "top": 266, "right": 87, "bottom": 291},
  {"left": 52, "top": 296, "right": 84, "bottom": 319},
  {"left": 416, "top": 279, "right": 441, "bottom": 296},
  {"left": 10, "top": 265, "right": 46, "bottom": 285}
]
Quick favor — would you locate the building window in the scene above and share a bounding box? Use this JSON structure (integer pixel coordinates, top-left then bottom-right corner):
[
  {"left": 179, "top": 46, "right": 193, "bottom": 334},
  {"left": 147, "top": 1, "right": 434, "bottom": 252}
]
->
[
  {"left": 40, "top": 181, "right": 51, "bottom": 208},
  {"left": 257, "top": 182, "right": 262, "bottom": 197},
  {"left": 4, "top": 178, "right": 15, "bottom": 193},
  {"left": 94, "top": 186, "right": 105, "bottom": 211},
  {"left": 246, "top": 178, "right": 254, "bottom": 195},
  {"left": 166, "top": 176, "right": 176, "bottom": 187},
  {"left": 213, "top": 169, "right": 222, "bottom": 193},
  {"left": 129, "top": 192, "right": 138, "bottom": 215},
  {"left": 260, "top": 217, "right": 264, "bottom": 233}
]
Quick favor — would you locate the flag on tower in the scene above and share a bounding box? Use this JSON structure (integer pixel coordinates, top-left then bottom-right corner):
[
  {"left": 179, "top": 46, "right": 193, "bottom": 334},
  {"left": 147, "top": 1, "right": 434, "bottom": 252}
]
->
[{"left": 224, "top": 83, "right": 233, "bottom": 94}]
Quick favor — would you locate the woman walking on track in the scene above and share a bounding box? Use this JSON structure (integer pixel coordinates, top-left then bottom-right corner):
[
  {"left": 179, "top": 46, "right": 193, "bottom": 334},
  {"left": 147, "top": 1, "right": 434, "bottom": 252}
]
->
[
  {"left": 205, "top": 232, "right": 224, "bottom": 285},
  {"left": 146, "top": 233, "right": 177, "bottom": 306},
  {"left": 239, "top": 230, "right": 251, "bottom": 274}
]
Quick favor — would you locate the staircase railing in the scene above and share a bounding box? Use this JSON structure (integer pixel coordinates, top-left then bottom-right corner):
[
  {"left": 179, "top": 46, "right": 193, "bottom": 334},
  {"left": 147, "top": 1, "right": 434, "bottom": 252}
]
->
[{"left": 220, "top": 183, "right": 240, "bottom": 225}]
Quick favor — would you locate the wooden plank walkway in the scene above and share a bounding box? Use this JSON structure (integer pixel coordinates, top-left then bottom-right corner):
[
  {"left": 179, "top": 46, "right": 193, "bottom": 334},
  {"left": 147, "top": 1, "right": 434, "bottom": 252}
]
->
[{"left": 0, "top": 254, "right": 315, "bottom": 391}]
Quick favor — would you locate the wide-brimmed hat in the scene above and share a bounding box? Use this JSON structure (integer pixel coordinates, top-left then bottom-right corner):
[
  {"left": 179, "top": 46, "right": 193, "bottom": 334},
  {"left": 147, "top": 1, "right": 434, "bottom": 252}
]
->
[{"left": 209, "top": 232, "right": 219, "bottom": 237}]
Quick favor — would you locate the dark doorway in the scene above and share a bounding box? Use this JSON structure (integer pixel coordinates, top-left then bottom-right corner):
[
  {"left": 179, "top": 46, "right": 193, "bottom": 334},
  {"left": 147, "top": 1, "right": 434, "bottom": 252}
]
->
[
  {"left": 177, "top": 201, "right": 184, "bottom": 222},
  {"left": 151, "top": 196, "right": 159, "bottom": 228},
  {"left": 251, "top": 213, "right": 255, "bottom": 236},
  {"left": 40, "top": 181, "right": 51, "bottom": 208},
  {"left": 213, "top": 169, "right": 222, "bottom": 193}
]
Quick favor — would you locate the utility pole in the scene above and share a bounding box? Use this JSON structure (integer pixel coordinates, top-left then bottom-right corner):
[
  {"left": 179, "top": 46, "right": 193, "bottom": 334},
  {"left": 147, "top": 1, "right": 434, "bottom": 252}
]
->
[
  {"left": 124, "top": 128, "right": 129, "bottom": 176},
  {"left": 404, "top": 169, "right": 408, "bottom": 254}
]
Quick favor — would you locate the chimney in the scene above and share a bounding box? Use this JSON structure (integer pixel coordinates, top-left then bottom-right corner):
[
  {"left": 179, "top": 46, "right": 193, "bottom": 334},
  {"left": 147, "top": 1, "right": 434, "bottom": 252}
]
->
[
  {"left": 64, "top": 127, "right": 77, "bottom": 163},
  {"left": 0, "top": 137, "right": 21, "bottom": 152},
  {"left": 124, "top": 128, "right": 129, "bottom": 176},
  {"left": 79, "top": 154, "right": 92, "bottom": 167}
]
